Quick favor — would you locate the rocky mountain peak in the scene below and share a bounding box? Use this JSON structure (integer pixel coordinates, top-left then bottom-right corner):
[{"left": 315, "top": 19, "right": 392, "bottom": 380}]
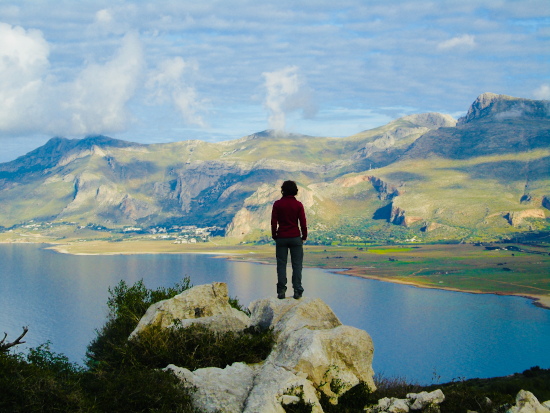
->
[
  {"left": 458, "top": 93, "right": 550, "bottom": 124},
  {"left": 401, "top": 112, "right": 457, "bottom": 128},
  {"left": 0, "top": 135, "right": 141, "bottom": 173}
]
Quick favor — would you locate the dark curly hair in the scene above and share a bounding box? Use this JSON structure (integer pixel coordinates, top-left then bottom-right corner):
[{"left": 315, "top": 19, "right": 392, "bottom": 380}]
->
[{"left": 281, "top": 180, "right": 298, "bottom": 196}]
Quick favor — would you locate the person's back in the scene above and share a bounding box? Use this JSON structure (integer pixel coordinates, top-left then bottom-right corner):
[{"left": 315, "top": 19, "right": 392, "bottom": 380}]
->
[
  {"left": 271, "top": 196, "right": 306, "bottom": 239},
  {"left": 271, "top": 180, "right": 307, "bottom": 299}
]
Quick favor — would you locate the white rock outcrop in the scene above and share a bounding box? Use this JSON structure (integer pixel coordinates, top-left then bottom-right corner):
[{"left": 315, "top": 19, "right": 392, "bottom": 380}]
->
[
  {"left": 165, "top": 362, "right": 257, "bottom": 413},
  {"left": 407, "top": 389, "right": 445, "bottom": 410},
  {"left": 365, "top": 389, "right": 445, "bottom": 413},
  {"left": 507, "top": 390, "right": 550, "bottom": 413},
  {"left": 131, "top": 282, "right": 377, "bottom": 412},
  {"left": 252, "top": 296, "right": 376, "bottom": 402},
  {"left": 129, "top": 282, "right": 251, "bottom": 339}
]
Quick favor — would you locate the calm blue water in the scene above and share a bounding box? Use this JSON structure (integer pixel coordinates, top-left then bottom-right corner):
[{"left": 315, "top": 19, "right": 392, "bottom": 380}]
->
[{"left": 1, "top": 243, "right": 549, "bottom": 384}]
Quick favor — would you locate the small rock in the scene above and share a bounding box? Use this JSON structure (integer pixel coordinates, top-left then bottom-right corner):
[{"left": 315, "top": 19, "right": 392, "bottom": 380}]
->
[
  {"left": 281, "top": 395, "right": 301, "bottom": 405},
  {"left": 407, "top": 389, "right": 445, "bottom": 410},
  {"left": 388, "top": 398, "right": 410, "bottom": 413}
]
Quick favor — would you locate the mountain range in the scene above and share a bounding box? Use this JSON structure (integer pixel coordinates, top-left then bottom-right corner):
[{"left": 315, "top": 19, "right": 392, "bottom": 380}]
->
[{"left": 1, "top": 92, "right": 549, "bottom": 243}]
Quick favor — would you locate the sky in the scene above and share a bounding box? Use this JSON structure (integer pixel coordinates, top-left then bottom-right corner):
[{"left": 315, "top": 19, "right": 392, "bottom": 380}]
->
[{"left": 0, "top": 0, "right": 549, "bottom": 162}]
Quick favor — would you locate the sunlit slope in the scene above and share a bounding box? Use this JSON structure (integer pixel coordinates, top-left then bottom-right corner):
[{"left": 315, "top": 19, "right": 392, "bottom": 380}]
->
[
  {"left": 366, "top": 149, "right": 550, "bottom": 240},
  {"left": 0, "top": 93, "right": 548, "bottom": 243}
]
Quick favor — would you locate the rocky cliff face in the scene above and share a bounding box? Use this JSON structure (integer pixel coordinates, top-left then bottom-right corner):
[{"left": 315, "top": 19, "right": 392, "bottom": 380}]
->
[{"left": 458, "top": 93, "right": 550, "bottom": 124}]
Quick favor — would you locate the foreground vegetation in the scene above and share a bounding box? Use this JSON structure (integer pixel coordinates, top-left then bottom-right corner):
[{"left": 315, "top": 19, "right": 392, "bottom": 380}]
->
[
  {"left": 1, "top": 278, "right": 549, "bottom": 412},
  {"left": 0, "top": 278, "right": 273, "bottom": 412}
]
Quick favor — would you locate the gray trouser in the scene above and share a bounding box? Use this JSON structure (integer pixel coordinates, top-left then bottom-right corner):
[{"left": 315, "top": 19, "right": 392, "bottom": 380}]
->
[{"left": 275, "top": 237, "right": 304, "bottom": 295}]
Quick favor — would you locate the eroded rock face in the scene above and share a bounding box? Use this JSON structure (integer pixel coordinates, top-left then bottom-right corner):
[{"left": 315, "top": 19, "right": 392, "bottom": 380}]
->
[
  {"left": 505, "top": 209, "right": 546, "bottom": 227},
  {"left": 267, "top": 325, "right": 376, "bottom": 401},
  {"left": 243, "top": 363, "right": 323, "bottom": 413},
  {"left": 165, "top": 362, "right": 257, "bottom": 413},
  {"left": 129, "top": 282, "right": 251, "bottom": 339},
  {"left": 137, "top": 283, "right": 377, "bottom": 412}
]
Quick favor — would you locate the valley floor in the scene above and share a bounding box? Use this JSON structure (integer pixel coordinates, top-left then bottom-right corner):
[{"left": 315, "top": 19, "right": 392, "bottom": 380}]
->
[{"left": 2, "top": 233, "right": 549, "bottom": 309}]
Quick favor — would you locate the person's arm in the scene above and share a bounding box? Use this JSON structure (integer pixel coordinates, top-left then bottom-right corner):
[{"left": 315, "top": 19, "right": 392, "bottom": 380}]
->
[
  {"left": 271, "top": 204, "right": 278, "bottom": 239},
  {"left": 299, "top": 205, "right": 307, "bottom": 241}
]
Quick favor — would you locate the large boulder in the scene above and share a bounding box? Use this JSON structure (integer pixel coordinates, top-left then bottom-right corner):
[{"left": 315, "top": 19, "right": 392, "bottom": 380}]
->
[
  {"left": 165, "top": 362, "right": 257, "bottom": 413},
  {"left": 507, "top": 390, "right": 550, "bottom": 413},
  {"left": 249, "top": 296, "right": 342, "bottom": 336},
  {"left": 267, "top": 325, "right": 376, "bottom": 402},
  {"left": 248, "top": 296, "right": 376, "bottom": 403},
  {"left": 129, "top": 282, "right": 250, "bottom": 339},
  {"left": 242, "top": 362, "right": 323, "bottom": 413},
  {"left": 141, "top": 284, "right": 376, "bottom": 412}
]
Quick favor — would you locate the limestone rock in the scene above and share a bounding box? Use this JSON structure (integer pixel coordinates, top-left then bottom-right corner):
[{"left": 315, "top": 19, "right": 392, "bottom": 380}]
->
[
  {"left": 267, "top": 325, "right": 375, "bottom": 401},
  {"left": 281, "top": 395, "right": 301, "bottom": 405},
  {"left": 366, "top": 390, "right": 446, "bottom": 413},
  {"left": 153, "top": 285, "right": 376, "bottom": 411},
  {"left": 164, "top": 362, "right": 256, "bottom": 413},
  {"left": 129, "top": 282, "right": 250, "bottom": 338},
  {"left": 242, "top": 362, "right": 323, "bottom": 413},
  {"left": 507, "top": 390, "right": 550, "bottom": 413},
  {"left": 249, "top": 296, "right": 342, "bottom": 336},
  {"left": 366, "top": 397, "right": 410, "bottom": 413},
  {"left": 407, "top": 389, "right": 445, "bottom": 410},
  {"left": 505, "top": 209, "right": 546, "bottom": 227},
  {"left": 248, "top": 296, "right": 375, "bottom": 402}
]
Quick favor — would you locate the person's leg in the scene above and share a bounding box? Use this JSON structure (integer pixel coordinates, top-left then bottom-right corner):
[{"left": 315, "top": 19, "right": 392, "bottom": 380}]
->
[
  {"left": 275, "top": 238, "right": 289, "bottom": 297},
  {"left": 289, "top": 237, "right": 304, "bottom": 297}
]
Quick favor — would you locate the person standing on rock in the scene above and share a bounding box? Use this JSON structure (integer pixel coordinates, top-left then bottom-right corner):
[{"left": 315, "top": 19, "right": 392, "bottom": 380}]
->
[{"left": 271, "top": 180, "right": 307, "bottom": 299}]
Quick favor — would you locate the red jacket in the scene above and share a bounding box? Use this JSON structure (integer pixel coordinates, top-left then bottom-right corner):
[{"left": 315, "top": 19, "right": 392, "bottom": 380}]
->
[{"left": 271, "top": 195, "right": 307, "bottom": 240}]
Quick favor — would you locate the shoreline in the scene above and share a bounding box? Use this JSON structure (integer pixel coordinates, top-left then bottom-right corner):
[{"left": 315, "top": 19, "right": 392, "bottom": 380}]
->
[
  {"left": 221, "top": 255, "right": 550, "bottom": 311},
  {"left": 5, "top": 240, "right": 550, "bottom": 310},
  {"left": 333, "top": 268, "right": 550, "bottom": 311}
]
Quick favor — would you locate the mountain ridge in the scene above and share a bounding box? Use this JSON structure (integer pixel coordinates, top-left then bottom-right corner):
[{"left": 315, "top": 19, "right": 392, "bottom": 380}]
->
[{"left": 0, "top": 93, "right": 548, "bottom": 243}]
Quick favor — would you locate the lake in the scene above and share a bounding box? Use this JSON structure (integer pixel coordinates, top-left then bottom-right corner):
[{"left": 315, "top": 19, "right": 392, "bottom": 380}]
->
[{"left": 1, "top": 243, "right": 549, "bottom": 384}]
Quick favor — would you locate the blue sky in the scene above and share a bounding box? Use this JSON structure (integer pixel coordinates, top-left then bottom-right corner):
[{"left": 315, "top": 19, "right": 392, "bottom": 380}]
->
[{"left": 0, "top": 0, "right": 549, "bottom": 162}]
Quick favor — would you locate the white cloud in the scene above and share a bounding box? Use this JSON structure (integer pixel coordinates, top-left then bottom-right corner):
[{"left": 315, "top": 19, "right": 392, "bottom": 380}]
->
[
  {"left": 0, "top": 23, "right": 49, "bottom": 132},
  {"left": 55, "top": 32, "right": 144, "bottom": 135},
  {"left": 437, "top": 34, "right": 476, "bottom": 50},
  {"left": 262, "top": 66, "right": 315, "bottom": 131},
  {"left": 0, "top": 25, "right": 144, "bottom": 137},
  {"left": 533, "top": 84, "right": 550, "bottom": 100},
  {"left": 146, "top": 57, "right": 206, "bottom": 126}
]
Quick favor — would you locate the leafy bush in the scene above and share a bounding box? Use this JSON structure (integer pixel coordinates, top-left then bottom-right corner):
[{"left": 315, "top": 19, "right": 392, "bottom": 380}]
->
[
  {"left": 126, "top": 324, "right": 274, "bottom": 370},
  {"left": 0, "top": 344, "right": 87, "bottom": 412},
  {"left": 86, "top": 277, "right": 273, "bottom": 372},
  {"left": 86, "top": 277, "right": 192, "bottom": 369}
]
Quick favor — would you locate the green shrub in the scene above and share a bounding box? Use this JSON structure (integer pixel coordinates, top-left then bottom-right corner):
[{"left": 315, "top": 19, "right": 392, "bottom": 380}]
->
[
  {"left": 0, "top": 344, "right": 88, "bottom": 412},
  {"left": 86, "top": 277, "right": 273, "bottom": 371},
  {"left": 86, "top": 277, "right": 192, "bottom": 369},
  {"left": 127, "top": 324, "right": 274, "bottom": 370},
  {"left": 81, "top": 367, "right": 197, "bottom": 413}
]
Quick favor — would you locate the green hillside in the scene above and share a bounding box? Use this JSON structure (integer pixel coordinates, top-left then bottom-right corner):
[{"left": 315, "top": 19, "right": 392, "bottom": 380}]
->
[{"left": 0, "top": 93, "right": 548, "bottom": 243}]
